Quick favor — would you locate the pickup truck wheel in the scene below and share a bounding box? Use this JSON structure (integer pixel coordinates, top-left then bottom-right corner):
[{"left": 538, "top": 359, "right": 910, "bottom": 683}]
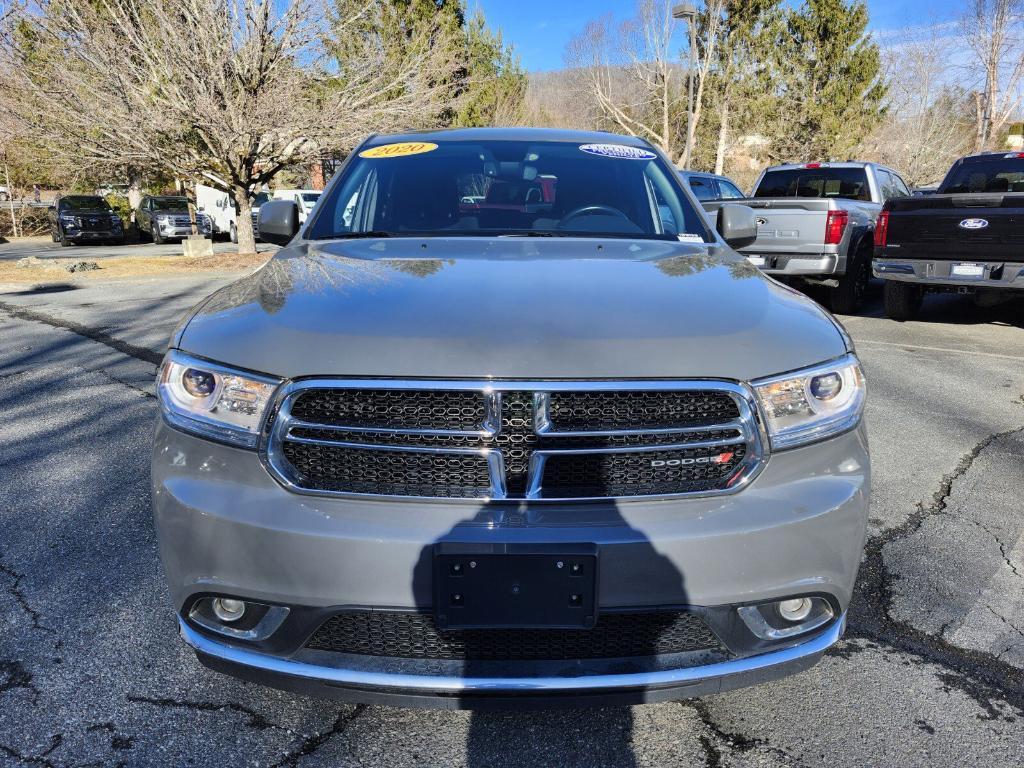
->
[
  {"left": 59, "top": 227, "right": 72, "bottom": 247},
  {"left": 152, "top": 227, "right": 164, "bottom": 245},
  {"left": 830, "top": 249, "right": 871, "bottom": 315},
  {"left": 883, "top": 281, "right": 923, "bottom": 321}
]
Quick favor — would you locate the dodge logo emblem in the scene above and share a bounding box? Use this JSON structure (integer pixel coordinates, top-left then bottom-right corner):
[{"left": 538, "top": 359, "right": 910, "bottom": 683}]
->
[{"left": 958, "top": 218, "right": 989, "bottom": 230}]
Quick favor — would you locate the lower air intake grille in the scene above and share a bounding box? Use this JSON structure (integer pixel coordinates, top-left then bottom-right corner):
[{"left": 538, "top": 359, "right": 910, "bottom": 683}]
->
[{"left": 305, "top": 610, "right": 725, "bottom": 661}]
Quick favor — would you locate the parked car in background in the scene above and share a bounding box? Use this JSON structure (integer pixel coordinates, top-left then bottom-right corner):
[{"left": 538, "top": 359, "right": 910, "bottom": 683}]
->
[
  {"left": 47, "top": 195, "right": 124, "bottom": 246},
  {"left": 250, "top": 191, "right": 272, "bottom": 242},
  {"left": 0, "top": 185, "right": 9, "bottom": 202},
  {"left": 196, "top": 184, "right": 235, "bottom": 242},
  {"left": 136, "top": 195, "right": 211, "bottom": 244},
  {"left": 703, "top": 161, "right": 910, "bottom": 313},
  {"left": 911, "top": 184, "right": 940, "bottom": 196},
  {"left": 874, "top": 151, "right": 1024, "bottom": 320},
  {"left": 154, "top": 127, "right": 868, "bottom": 708},
  {"left": 677, "top": 170, "right": 745, "bottom": 202},
  {"left": 272, "top": 189, "right": 321, "bottom": 225}
]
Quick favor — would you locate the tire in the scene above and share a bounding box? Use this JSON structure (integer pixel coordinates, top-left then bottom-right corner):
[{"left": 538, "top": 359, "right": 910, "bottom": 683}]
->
[
  {"left": 830, "top": 247, "right": 871, "bottom": 315},
  {"left": 229, "top": 222, "right": 237, "bottom": 244},
  {"left": 59, "top": 226, "right": 72, "bottom": 247},
  {"left": 152, "top": 226, "right": 164, "bottom": 245},
  {"left": 883, "top": 280, "right": 924, "bottom": 321}
]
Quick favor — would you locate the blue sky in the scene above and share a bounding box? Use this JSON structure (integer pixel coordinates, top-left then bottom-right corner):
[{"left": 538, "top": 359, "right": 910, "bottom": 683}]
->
[{"left": 473, "top": 0, "right": 964, "bottom": 72}]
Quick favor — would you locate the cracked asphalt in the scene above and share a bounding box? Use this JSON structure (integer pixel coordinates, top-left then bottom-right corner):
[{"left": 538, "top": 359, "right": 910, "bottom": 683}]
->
[{"left": 1, "top": 274, "right": 1023, "bottom": 767}]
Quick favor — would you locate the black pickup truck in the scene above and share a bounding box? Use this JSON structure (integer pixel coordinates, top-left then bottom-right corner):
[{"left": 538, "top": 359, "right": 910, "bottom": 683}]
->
[{"left": 873, "top": 152, "right": 1024, "bottom": 320}]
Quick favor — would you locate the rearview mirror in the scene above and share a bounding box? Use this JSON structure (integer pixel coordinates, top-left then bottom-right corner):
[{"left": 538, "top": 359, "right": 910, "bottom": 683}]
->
[
  {"left": 257, "top": 199, "right": 299, "bottom": 246},
  {"left": 716, "top": 204, "right": 758, "bottom": 249}
]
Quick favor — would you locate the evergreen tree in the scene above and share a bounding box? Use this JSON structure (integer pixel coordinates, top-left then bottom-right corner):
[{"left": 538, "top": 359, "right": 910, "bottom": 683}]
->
[{"left": 769, "top": 0, "right": 886, "bottom": 161}]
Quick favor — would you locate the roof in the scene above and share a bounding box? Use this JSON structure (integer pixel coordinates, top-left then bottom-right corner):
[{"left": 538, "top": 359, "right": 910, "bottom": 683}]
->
[
  {"left": 361, "top": 127, "right": 653, "bottom": 148},
  {"left": 763, "top": 162, "right": 880, "bottom": 171},
  {"left": 956, "top": 151, "right": 1024, "bottom": 163}
]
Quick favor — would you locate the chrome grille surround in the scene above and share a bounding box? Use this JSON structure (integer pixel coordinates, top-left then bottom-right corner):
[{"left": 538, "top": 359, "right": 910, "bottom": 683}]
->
[{"left": 262, "top": 379, "right": 768, "bottom": 502}]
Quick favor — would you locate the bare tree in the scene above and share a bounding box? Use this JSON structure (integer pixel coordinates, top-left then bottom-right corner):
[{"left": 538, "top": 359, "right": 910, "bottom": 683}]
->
[
  {"left": 962, "top": 0, "right": 1024, "bottom": 151},
  {"left": 862, "top": 30, "right": 973, "bottom": 185},
  {"left": 1, "top": 0, "right": 461, "bottom": 253},
  {"left": 565, "top": 0, "right": 724, "bottom": 165}
]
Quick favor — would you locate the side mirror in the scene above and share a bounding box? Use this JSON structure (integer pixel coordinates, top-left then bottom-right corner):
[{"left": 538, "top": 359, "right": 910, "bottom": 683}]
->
[
  {"left": 716, "top": 204, "right": 758, "bottom": 249},
  {"left": 257, "top": 199, "right": 300, "bottom": 246}
]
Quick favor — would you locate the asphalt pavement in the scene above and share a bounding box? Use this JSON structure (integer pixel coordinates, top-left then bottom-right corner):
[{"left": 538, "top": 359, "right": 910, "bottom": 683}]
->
[
  {"left": 0, "top": 236, "right": 278, "bottom": 261},
  {"left": 0, "top": 273, "right": 1022, "bottom": 767}
]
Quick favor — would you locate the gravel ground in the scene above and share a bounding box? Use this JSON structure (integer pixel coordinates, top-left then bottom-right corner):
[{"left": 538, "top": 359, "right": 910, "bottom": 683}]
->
[{"left": 1, "top": 275, "right": 1023, "bottom": 767}]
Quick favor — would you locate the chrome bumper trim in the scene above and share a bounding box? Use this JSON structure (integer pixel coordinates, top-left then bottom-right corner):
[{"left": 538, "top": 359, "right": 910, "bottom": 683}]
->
[{"left": 179, "top": 614, "right": 844, "bottom": 694}]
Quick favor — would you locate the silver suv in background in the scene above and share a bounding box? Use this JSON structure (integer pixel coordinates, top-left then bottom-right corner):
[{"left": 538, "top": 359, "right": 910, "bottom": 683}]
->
[
  {"left": 703, "top": 162, "right": 911, "bottom": 313},
  {"left": 135, "top": 195, "right": 212, "bottom": 244},
  {"left": 153, "top": 128, "right": 869, "bottom": 708}
]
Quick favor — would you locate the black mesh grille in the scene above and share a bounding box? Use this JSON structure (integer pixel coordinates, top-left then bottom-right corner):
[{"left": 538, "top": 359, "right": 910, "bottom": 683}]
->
[
  {"left": 280, "top": 442, "right": 492, "bottom": 498},
  {"left": 289, "top": 388, "right": 486, "bottom": 430},
  {"left": 547, "top": 390, "right": 739, "bottom": 431},
  {"left": 305, "top": 610, "right": 725, "bottom": 661},
  {"left": 274, "top": 385, "right": 753, "bottom": 499},
  {"left": 541, "top": 445, "right": 747, "bottom": 498}
]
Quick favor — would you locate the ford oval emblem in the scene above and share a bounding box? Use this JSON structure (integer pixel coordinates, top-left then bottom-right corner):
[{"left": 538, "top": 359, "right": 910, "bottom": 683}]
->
[{"left": 959, "top": 218, "right": 989, "bottom": 230}]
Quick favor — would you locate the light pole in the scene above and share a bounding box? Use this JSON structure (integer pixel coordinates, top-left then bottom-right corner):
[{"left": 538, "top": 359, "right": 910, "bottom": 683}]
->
[{"left": 672, "top": 3, "right": 697, "bottom": 168}]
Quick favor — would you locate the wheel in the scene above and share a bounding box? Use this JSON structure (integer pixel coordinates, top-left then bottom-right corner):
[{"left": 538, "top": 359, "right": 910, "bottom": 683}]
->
[
  {"left": 152, "top": 225, "right": 164, "bottom": 245},
  {"left": 59, "top": 226, "right": 72, "bottom": 247},
  {"left": 830, "top": 247, "right": 871, "bottom": 315},
  {"left": 883, "top": 281, "right": 924, "bottom": 321},
  {"left": 229, "top": 222, "right": 237, "bottom": 244}
]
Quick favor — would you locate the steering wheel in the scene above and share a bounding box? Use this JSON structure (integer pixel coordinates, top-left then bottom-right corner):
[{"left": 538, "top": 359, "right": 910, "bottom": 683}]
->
[{"left": 558, "top": 204, "right": 629, "bottom": 226}]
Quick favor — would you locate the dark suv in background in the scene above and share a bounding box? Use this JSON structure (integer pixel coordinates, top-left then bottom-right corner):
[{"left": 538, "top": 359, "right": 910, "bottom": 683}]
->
[{"left": 47, "top": 195, "right": 124, "bottom": 246}]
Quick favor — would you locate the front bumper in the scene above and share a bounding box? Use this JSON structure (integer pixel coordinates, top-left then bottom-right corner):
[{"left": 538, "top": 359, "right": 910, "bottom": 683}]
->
[
  {"left": 153, "top": 423, "right": 869, "bottom": 706},
  {"left": 182, "top": 614, "right": 845, "bottom": 708},
  {"left": 874, "top": 258, "right": 1024, "bottom": 289}
]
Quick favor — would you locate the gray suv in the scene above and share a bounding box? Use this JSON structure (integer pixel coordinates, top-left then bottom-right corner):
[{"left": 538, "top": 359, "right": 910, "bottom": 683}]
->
[{"left": 153, "top": 128, "right": 869, "bottom": 708}]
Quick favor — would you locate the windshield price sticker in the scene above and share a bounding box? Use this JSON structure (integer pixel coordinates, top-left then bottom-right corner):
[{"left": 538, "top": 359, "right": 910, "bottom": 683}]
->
[
  {"left": 359, "top": 142, "right": 439, "bottom": 159},
  {"left": 579, "top": 144, "right": 657, "bottom": 160}
]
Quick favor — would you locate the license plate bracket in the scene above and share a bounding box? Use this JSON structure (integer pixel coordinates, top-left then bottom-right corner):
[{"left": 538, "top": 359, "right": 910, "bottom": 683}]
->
[
  {"left": 433, "top": 543, "right": 598, "bottom": 630},
  {"left": 951, "top": 262, "right": 985, "bottom": 279}
]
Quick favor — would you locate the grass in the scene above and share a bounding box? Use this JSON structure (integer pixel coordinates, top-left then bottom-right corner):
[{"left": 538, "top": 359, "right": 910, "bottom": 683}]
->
[{"left": 0, "top": 250, "right": 270, "bottom": 285}]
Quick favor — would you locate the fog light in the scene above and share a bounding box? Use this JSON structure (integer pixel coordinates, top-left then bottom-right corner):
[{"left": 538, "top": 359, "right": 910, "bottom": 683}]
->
[
  {"left": 212, "top": 598, "right": 246, "bottom": 623},
  {"left": 777, "top": 597, "right": 813, "bottom": 623}
]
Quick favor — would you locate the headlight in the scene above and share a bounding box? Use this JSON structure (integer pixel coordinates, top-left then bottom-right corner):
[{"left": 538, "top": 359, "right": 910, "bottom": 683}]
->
[
  {"left": 60, "top": 214, "right": 79, "bottom": 226},
  {"left": 752, "top": 354, "right": 865, "bottom": 450},
  {"left": 157, "top": 350, "right": 280, "bottom": 448}
]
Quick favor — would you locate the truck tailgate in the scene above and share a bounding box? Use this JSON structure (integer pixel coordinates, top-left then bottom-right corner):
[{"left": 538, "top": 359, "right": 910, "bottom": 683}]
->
[
  {"left": 886, "top": 194, "right": 1024, "bottom": 260},
  {"left": 703, "top": 199, "right": 829, "bottom": 256}
]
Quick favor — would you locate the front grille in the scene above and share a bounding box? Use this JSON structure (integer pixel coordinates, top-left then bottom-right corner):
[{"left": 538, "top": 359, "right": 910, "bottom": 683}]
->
[
  {"left": 547, "top": 390, "right": 739, "bottom": 431},
  {"left": 541, "top": 445, "right": 747, "bottom": 499},
  {"left": 79, "top": 216, "right": 109, "bottom": 232},
  {"left": 267, "top": 382, "right": 763, "bottom": 500},
  {"left": 305, "top": 610, "right": 726, "bottom": 661}
]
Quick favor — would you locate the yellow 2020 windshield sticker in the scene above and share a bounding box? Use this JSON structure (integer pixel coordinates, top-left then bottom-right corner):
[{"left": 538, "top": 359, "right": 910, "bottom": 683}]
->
[{"left": 359, "top": 142, "right": 438, "bottom": 159}]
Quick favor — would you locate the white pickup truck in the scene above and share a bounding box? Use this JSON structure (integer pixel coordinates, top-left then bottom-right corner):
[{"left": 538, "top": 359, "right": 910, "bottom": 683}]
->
[{"left": 702, "top": 162, "right": 911, "bottom": 313}]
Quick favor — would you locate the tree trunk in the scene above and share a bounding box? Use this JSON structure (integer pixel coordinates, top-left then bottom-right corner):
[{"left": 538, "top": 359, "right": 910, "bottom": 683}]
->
[
  {"left": 714, "top": 92, "right": 730, "bottom": 176},
  {"left": 231, "top": 183, "right": 256, "bottom": 254},
  {"left": 126, "top": 168, "right": 143, "bottom": 212},
  {"left": 4, "top": 160, "right": 18, "bottom": 238}
]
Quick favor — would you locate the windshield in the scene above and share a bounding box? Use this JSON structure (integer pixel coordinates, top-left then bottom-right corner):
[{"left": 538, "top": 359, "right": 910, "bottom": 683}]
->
[
  {"left": 301, "top": 193, "right": 320, "bottom": 204},
  {"left": 309, "top": 139, "right": 709, "bottom": 241},
  {"left": 254, "top": 192, "right": 272, "bottom": 207},
  {"left": 754, "top": 167, "right": 871, "bottom": 201},
  {"left": 940, "top": 156, "right": 1024, "bottom": 193},
  {"left": 153, "top": 197, "right": 188, "bottom": 211},
  {"left": 62, "top": 196, "right": 111, "bottom": 212}
]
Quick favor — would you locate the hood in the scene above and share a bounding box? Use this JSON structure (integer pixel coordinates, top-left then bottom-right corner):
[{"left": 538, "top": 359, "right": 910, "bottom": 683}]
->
[{"left": 176, "top": 238, "right": 847, "bottom": 382}]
